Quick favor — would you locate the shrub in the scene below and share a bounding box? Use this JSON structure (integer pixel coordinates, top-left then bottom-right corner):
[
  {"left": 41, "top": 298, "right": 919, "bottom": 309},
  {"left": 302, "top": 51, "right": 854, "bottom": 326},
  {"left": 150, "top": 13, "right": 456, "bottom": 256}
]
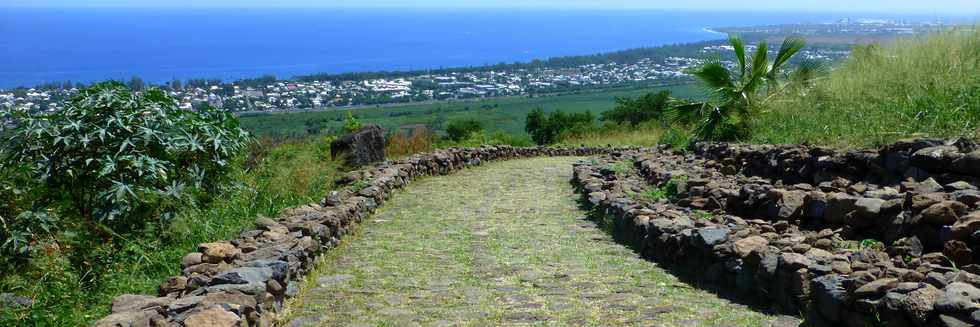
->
[
  {"left": 0, "top": 81, "right": 250, "bottom": 249},
  {"left": 343, "top": 111, "right": 361, "bottom": 133},
  {"left": 386, "top": 128, "right": 434, "bottom": 158},
  {"left": 525, "top": 108, "right": 594, "bottom": 145},
  {"left": 444, "top": 119, "right": 484, "bottom": 142},
  {"left": 601, "top": 90, "right": 673, "bottom": 127}
]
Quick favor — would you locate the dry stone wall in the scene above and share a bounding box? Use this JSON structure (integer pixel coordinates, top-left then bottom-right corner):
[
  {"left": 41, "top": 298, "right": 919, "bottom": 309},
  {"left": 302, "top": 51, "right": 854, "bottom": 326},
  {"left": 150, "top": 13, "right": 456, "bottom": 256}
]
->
[
  {"left": 93, "top": 145, "right": 631, "bottom": 327},
  {"left": 572, "top": 139, "right": 980, "bottom": 327}
]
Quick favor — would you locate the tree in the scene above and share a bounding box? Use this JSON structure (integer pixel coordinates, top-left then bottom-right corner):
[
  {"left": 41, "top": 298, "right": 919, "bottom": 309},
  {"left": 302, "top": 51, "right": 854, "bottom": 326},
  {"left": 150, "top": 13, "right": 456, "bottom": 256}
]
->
[
  {"left": 445, "top": 119, "right": 483, "bottom": 141},
  {"left": 671, "top": 35, "right": 807, "bottom": 141},
  {"left": 525, "top": 108, "right": 594, "bottom": 145},
  {"left": 601, "top": 90, "right": 673, "bottom": 127}
]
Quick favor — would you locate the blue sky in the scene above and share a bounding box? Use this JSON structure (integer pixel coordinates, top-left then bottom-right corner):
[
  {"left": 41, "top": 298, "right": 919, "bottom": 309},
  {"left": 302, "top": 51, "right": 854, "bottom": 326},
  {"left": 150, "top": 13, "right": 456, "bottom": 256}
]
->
[{"left": 3, "top": 0, "right": 979, "bottom": 14}]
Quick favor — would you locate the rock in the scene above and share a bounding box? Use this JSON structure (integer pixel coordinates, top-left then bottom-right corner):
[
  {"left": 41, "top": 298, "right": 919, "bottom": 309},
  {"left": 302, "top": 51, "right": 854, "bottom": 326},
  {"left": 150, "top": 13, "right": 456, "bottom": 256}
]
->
[
  {"left": 182, "top": 305, "right": 242, "bottom": 327},
  {"left": 944, "top": 240, "right": 973, "bottom": 267},
  {"left": 846, "top": 198, "right": 885, "bottom": 227},
  {"left": 159, "top": 276, "right": 188, "bottom": 295},
  {"left": 211, "top": 267, "right": 274, "bottom": 286},
  {"left": 951, "top": 150, "right": 980, "bottom": 176},
  {"left": 780, "top": 252, "right": 813, "bottom": 270},
  {"left": 805, "top": 191, "right": 829, "bottom": 220},
  {"left": 111, "top": 294, "right": 173, "bottom": 313},
  {"left": 934, "top": 282, "right": 980, "bottom": 313},
  {"left": 694, "top": 227, "right": 730, "bottom": 248},
  {"left": 920, "top": 201, "right": 969, "bottom": 225},
  {"left": 936, "top": 314, "right": 974, "bottom": 327},
  {"left": 588, "top": 192, "right": 606, "bottom": 205},
  {"left": 854, "top": 278, "right": 899, "bottom": 298},
  {"left": 733, "top": 236, "right": 769, "bottom": 258},
  {"left": 92, "top": 309, "right": 161, "bottom": 327},
  {"left": 946, "top": 181, "right": 978, "bottom": 192},
  {"left": 812, "top": 274, "right": 849, "bottom": 322},
  {"left": 825, "top": 193, "right": 858, "bottom": 224},
  {"left": 911, "top": 146, "right": 961, "bottom": 172},
  {"left": 199, "top": 242, "right": 240, "bottom": 264},
  {"left": 953, "top": 190, "right": 980, "bottom": 207},
  {"left": 330, "top": 124, "right": 386, "bottom": 167},
  {"left": 769, "top": 190, "right": 807, "bottom": 220},
  {"left": 899, "top": 284, "right": 941, "bottom": 324},
  {"left": 951, "top": 213, "right": 980, "bottom": 240},
  {"left": 0, "top": 293, "right": 32, "bottom": 308}
]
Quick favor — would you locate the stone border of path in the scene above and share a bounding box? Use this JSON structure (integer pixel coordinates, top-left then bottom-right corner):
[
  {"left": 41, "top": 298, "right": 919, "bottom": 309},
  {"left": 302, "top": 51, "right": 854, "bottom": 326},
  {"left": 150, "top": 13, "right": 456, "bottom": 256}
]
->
[
  {"left": 93, "top": 146, "right": 643, "bottom": 327},
  {"left": 571, "top": 139, "right": 980, "bottom": 327}
]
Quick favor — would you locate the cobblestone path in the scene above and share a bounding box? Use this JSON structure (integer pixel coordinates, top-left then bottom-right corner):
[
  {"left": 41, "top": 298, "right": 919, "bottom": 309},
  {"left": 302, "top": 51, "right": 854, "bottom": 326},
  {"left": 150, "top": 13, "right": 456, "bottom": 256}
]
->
[{"left": 282, "top": 157, "right": 786, "bottom": 327}]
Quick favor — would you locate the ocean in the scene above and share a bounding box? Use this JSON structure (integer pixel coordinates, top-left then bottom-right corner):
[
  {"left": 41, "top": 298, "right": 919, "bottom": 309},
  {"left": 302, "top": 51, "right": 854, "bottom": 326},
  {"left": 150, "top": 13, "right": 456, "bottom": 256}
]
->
[{"left": 0, "top": 8, "right": 961, "bottom": 88}]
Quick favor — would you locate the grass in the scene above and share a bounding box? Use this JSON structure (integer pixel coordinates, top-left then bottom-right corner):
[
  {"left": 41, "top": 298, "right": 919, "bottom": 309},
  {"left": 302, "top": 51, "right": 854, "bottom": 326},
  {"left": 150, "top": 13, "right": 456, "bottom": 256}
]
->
[
  {"left": 240, "top": 84, "right": 703, "bottom": 138},
  {"left": 752, "top": 28, "right": 980, "bottom": 147},
  {"left": 0, "top": 136, "right": 342, "bottom": 325},
  {"left": 560, "top": 123, "right": 665, "bottom": 147}
]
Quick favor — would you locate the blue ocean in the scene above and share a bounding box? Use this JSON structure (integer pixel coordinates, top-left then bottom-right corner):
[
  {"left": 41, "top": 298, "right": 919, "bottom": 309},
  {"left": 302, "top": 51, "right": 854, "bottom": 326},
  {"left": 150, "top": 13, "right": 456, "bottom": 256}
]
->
[{"left": 0, "top": 8, "right": 961, "bottom": 88}]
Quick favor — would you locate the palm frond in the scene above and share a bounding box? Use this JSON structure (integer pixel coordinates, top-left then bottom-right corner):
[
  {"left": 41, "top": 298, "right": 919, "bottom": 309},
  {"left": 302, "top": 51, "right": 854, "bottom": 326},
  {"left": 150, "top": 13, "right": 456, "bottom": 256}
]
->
[
  {"left": 789, "top": 57, "right": 829, "bottom": 87},
  {"left": 729, "top": 35, "right": 747, "bottom": 78},
  {"left": 772, "top": 37, "right": 807, "bottom": 72},
  {"left": 691, "top": 62, "right": 734, "bottom": 90}
]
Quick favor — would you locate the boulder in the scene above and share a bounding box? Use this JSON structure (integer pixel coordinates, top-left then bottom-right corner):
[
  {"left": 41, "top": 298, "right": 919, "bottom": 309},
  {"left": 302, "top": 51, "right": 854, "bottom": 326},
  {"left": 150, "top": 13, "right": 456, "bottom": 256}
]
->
[
  {"left": 825, "top": 193, "right": 858, "bottom": 224},
  {"left": 182, "top": 305, "right": 242, "bottom": 327},
  {"left": 853, "top": 278, "right": 899, "bottom": 298},
  {"left": 111, "top": 294, "right": 173, "bottom": 313},
  {"left": 899, "top": 284, "right": 941, "bottom": 324},
  {"left": 733, "top": 236, "right": 769, "bottom": 258},
  {"left": 330, "top": 124, "right": 386, "bottom": 167},
  {"left": 199, "top": 242, "right": 240, "bottom": 264},
  {"left": 943, "top": 240, "right": 973, "bottom": 267},
  {"left": 92, "top": 309, "right": 161, "bottom": 327},
  {"left": 911, "top": 146, "right": 961, "bottom": 172},
  {"left": 951, "top": 151, "right": 980, "bottom": 176},
  {"left": 920, "top": 201, "right": 970, "bottom": 225},
  {"left": 934, "top": 282, "right": 980, "bottom": 313},
  {"left": 210, "top": 267, "right": 274, "bottom": 286},
  {"left": 694, "top": 227, "right": 730, "bottom": 248},
  {"left": 951, "top": 213, "right": 980, "bottom": 240}
]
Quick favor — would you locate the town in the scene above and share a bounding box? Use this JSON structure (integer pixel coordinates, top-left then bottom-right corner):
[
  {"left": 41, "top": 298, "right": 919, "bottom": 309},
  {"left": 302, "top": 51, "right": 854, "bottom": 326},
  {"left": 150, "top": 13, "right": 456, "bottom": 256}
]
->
[{"left": 0, "top": 41, "right": 856, "bottom": 117}]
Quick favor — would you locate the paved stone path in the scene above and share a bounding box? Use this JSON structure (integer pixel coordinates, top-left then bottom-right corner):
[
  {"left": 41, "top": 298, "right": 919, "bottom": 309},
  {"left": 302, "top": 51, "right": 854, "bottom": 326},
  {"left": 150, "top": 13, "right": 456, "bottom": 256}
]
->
[{"left": 282, "top": 157, "right": 783, "bottom": 327}]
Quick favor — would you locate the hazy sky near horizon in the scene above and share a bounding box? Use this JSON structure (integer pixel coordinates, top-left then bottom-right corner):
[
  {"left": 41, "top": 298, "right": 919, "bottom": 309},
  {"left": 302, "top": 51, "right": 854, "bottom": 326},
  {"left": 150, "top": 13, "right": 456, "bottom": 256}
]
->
[{"left": 4, "top": 0, "right": 980, "bottom": 14}]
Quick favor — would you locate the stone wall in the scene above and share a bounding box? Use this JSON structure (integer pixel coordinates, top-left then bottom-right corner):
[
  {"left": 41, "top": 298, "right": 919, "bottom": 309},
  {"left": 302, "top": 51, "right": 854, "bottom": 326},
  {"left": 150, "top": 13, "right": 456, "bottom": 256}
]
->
[
  {"left": 93, "top": 146, "right": 634, "bottom": 327},
  {"left": 572, "top": 139, "right": 980, "bottom": 327}
]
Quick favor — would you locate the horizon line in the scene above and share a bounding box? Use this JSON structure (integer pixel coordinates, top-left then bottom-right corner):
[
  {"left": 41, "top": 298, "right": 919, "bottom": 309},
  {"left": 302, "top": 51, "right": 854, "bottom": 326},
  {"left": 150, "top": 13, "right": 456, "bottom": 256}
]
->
[{"left": 1, "top": 5, "right": 977, "bottom": 16}]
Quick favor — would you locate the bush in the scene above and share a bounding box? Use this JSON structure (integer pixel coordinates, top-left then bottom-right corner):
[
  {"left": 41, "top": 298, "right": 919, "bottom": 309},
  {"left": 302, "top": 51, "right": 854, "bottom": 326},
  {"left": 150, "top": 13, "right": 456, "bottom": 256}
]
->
[
  {"left": 0, "top": 81, "right": 250, "bottom": 251},
  {"left": 343, "top": 111, "right": 361, "bottom": 133},
  {"left": 444, "top": 119, "right": 484, "bottom": 142},
  {"left": 525, "top": 108, "right": 594, "bottom": 145},
  {"left": 601, "top": 90, "right": 672, "bottom": 127}
]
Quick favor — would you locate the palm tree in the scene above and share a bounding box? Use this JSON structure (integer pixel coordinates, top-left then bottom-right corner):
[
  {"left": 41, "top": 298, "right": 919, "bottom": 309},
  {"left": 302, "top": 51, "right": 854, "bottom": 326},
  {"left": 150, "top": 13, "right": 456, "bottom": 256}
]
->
[{"left": 671, "top": 35, "right": 807, "bottom": 141}]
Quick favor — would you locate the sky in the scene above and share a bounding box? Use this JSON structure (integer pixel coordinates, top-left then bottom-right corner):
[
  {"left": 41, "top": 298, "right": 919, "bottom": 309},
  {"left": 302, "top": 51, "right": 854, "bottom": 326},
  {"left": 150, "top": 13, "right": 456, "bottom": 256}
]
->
[{"left": 3, "top": 0, "right": 979, "bottom": 15}]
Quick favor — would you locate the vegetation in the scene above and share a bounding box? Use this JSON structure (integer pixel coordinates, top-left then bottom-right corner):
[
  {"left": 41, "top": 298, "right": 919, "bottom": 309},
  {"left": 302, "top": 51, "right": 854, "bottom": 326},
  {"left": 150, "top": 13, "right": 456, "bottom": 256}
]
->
[
  {"left": 444, "top": 119, "right": 484, "bottom": 142},
  {"left": 753, "top": 29, "right": 980, "bottom": 147},
  {"left": 671, "top": 36, "right": 808, "bottom": 141},
  {"left": 0, "top": 84, "right": 341, "bottom": 325},
  {"left": 525, "top": 108, "right": 595, "bottom": 145},
  {"left": 239, "top": 84, "right": 703, "bottom": 138},
  {"left": 601, "top": 90, "right": 674, "bottom": 127}
]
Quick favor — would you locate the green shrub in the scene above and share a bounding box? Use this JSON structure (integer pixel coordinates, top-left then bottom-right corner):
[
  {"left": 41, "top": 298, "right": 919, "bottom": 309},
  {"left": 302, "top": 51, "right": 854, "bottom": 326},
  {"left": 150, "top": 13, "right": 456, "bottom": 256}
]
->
[
  {"left": 601, "top": 90, "right": 673, "bottom": 127},
  {"left": 1, "top": 82, "right": 250, "bottom": 240},
  {"left": 444, "top": 119, "right": 484, "bottom": 142},
  {"left": 343, "top": 111, "right": 361, "bottom": 133},
  {"left": 525, "top": 108, "right": 594, "bottom": 145}
]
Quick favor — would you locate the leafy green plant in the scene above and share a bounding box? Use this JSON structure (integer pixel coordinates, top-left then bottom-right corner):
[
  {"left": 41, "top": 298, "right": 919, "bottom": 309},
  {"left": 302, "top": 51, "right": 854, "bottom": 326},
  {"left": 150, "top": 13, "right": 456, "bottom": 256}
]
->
[
  {"left": 692, "top": 210, "right": 714, "bottom": 220},
  {"left": 604, "top": 160, "right": 635, "bottom": 174},
  {"left": 671, "top": 35, "right": 809, "bottom": 141},
  {"left": 525, "top": 108, "right": 594, "bottom": 145},
  {"left": 859, "top": 239, "right": 885, "bottom": 251},
  {"left": 640, "top": 176, "right": 687, "bottom": 202},
  {"left": 343, "top": 111, "right": 362, "bottom": 133},
  {"left": 0, "top": 81, "right": 250, "bottom": 239},
  {"left": 444, "top": 119, "right": 484, "bottom": 142},
  {"left": 601, "top": 90, "right": 673, "bottom": 127}
]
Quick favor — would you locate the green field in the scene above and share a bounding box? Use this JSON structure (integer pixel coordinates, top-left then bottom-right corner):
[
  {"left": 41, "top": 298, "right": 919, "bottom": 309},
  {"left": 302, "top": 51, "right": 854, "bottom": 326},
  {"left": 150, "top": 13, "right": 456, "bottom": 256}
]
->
[{"left": 240, "top": 84, "right": 704, "bottom": 137}]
